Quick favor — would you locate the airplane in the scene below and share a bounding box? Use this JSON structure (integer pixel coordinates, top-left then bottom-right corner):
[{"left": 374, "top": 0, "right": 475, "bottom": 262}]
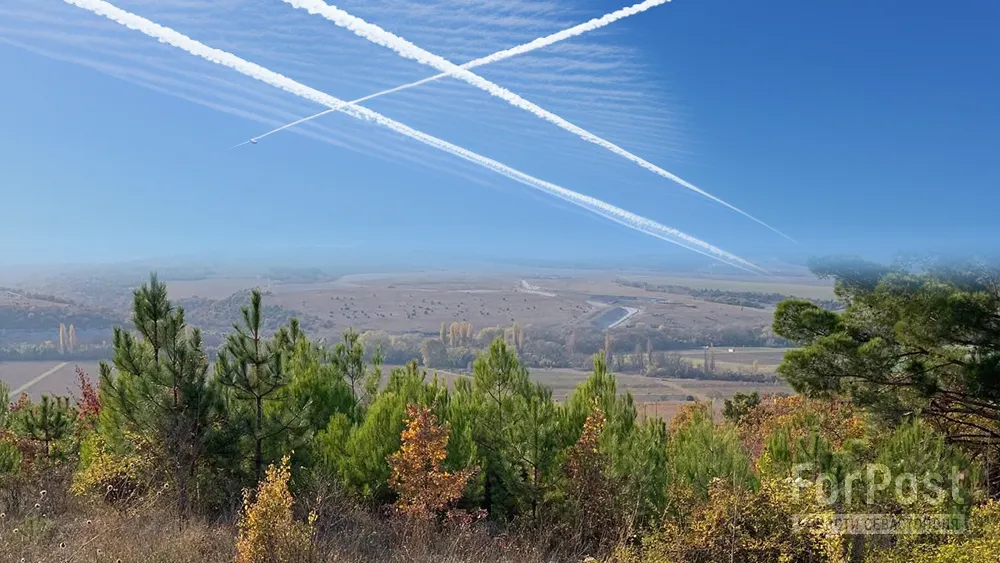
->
[{"left": 250, "top": 139, "right": 258, "bottom": 145}]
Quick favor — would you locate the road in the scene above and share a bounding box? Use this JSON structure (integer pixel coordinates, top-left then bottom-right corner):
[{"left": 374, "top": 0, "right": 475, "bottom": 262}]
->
[
  {"left": 11, "top": 362, "right": 69, "bottom": 396},
  {"left": 606, "top": 306, "right": 640, "bottom": 329}
]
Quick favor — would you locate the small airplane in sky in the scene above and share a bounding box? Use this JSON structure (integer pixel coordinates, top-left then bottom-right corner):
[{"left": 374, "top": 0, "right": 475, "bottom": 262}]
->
[{"left": 229, "top": 138, "right": 258, "bottom": 150}]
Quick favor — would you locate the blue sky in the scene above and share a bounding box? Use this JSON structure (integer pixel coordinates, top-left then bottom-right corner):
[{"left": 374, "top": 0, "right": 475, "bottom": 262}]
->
[{"left": 1, "top": 0, "right": 997, "bottom": 269}]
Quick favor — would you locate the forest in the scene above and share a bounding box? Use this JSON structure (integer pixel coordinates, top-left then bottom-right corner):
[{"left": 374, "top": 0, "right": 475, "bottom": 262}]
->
[{"left": 2, "top": 258, "right": 1000, "bottom": 562}]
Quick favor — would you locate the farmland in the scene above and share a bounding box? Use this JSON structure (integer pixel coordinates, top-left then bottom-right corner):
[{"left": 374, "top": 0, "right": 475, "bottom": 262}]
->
[{"left": 1, "top": 267, "right": 811, "bottom": 420}]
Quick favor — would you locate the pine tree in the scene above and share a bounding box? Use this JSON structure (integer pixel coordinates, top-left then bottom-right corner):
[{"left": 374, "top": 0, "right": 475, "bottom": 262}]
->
[
  {"left": 99, "top": 273, "right": 218, "bottom": 519},
  {"left": 216, "top": 289, "right": 305, "bottom": 483},
  {"left": 605, "top": 333, "right": 613, "bottom": 368},
  {"left": 331, "top": 328, "right": 379, "bottom": 414},
  {"left": 468, "top": 339, "right": 532, "bottom": 516},
  {"left": 14, "top": 394, "right": 74, "bottom": 457}
]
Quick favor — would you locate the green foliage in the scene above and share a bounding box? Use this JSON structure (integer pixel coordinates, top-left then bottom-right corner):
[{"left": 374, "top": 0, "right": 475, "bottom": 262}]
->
[
  {"left": 667, "top": 404, "right": 757, "bottom": 499},
  {"left": 12, "top": 394, "right": 75, "bottom": 458},
  {"left": 0, "top": 440, "right": 21, "bottom": 477},
  {"left": 333, "top": 362, "right": 449, "bottom": 502},
  {"left": 722, "top": 391, "right": 761, "bottom": 424},
  {"left": 15, "top": 271, "right": 1000, "bottom": 562},
  {"left": 0, "top": 381, "right": 9, "bottom": 429},
  {"left": 216, "top": 288, "right": 306, "bottom": 482},
  {"left": 873, "top": 418, "right": 980, "bottom": 514},
  {"left": 97, "top": 272, "right": 221, "bottom": 517},
  {"left": 774, "top": 258, "right": 1000, "bottom": 449}
]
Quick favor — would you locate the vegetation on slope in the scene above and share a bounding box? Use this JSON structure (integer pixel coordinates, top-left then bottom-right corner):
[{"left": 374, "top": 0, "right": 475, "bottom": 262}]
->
[{"left": 2, "top": 260, "right": 1000, "bottom": 561}]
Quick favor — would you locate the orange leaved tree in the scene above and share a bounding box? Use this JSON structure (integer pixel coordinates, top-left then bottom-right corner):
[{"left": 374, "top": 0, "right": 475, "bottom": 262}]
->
[{"left": 387, "top": 404, "right": 476, "bottom": 520}]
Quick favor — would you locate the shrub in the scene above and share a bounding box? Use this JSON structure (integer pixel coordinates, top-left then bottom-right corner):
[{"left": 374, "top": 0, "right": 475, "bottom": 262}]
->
[
  {"left": 235, "top": 455, "right": 315, "bottom": 563},
  {"left": 619, "top": 477, "right": 845, "bottom": 563}
]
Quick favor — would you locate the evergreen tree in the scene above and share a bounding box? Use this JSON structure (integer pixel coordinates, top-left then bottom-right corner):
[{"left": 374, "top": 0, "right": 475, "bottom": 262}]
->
[
  {"left": 333, "top": 362, "right": 448, "bottom": 501},
  {"left": 465, "top": 339, "right": 533, "bottom": 517},
  {"left": 216, "top": 288, "right": 305, "bottom": 483},
  {"left": 99, "top": 272, "right": 219, "bottom": 518},
  {"left": 668, "top": 405, "right": 756, "bottom": 498},
  {"left": 14, "top": 394, "right": 75, "bottom": 458},
  {"left": 513, "top": 381, "right": 562, "bottom": 522},
  {"left": 330, "top": 328, "right": 380, "bottom": 419}
]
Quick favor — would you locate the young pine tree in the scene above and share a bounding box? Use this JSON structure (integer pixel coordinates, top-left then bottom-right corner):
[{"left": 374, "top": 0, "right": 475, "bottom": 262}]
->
[
  {"left": 99, "top": 272, "right": 219, "bottom": 518},
  {"left": 13, "top": 394, "right": 74, "bottom": 458},
  {"left": 216, "top": 289, "right": 306, "bottom": 483}
]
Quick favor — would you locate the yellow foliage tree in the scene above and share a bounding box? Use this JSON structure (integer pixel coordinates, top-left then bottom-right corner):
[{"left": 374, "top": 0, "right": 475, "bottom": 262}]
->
[
  {"left": 869, "top": 500, "right": 1000, "bottom": 563},
  {"left": 234, "top": 456, "right": 315, "bottom": 563},
  {"left": 739, "top": 395, "right": 866, "bottom": 460},
  {"left": 387, "top": 404, "right": 476, "bottom": 519},
  {"left": 561, "top": 402, "right": 621, "bottom": 551},
  {"left": 618, "top": 477, "right": 845, "bottom": 563}
]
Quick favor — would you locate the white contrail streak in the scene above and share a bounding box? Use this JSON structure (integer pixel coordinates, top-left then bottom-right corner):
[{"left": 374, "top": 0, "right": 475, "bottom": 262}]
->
[
  {"left": 243, "top": 0, "right": 672, "bottom": 145},
  {"left": 62, "top": 0, "right": 767, "bottom": 275},
  {"left": 284, "top": 0, "right": 794, "bottom": 244}
]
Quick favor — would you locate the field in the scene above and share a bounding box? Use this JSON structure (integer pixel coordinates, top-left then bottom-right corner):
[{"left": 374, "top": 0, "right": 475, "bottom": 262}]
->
[
  {"left": 84, "top": 270, "right": 817, "bottom": 337},
  {"left": 672, "top": 347, "right": 789, "bottom": 374},
  {"left": 256, "top": 272, "right": 790, "bottom": 337},
  {"left": 1, "top": 360, "right": 791, "bottom": 422}
]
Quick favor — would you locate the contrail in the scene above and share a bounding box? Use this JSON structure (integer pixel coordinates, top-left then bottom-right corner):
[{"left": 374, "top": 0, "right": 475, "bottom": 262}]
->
[
  {"left": 284, "top": 0, "right": 795, "bottom": 244},
  {"left": 62, "top": 0, "right": 767, "bottom": 275},
  {"left": 244, "top": 0, "right": 673, "bottom": 145}
]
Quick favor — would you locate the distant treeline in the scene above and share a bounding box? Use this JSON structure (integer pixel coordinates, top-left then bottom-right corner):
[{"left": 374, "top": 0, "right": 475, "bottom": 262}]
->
[
  {"left": 0, "top": 287, "right": 78, "bottom": 306},
  {"left": 0, "top": 307, "right": 122, "bottom": 332},
  {"left": 354, "top": 322, "right": 783, "bottom": 382},
  {"left": 614, "top": 278, "right": 842, "bottom": 310}
]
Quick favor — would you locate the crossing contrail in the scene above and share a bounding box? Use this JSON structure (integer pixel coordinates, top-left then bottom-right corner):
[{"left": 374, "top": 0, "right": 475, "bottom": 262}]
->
[
  {"left": 283, "top": 0, "right": 794, "bottom": 243},
  {"left": 62, "top": 0, "right": 768, "bottom": 274},
  {"left": 238, "top": 0, "right": 673, "bottom": 147}
]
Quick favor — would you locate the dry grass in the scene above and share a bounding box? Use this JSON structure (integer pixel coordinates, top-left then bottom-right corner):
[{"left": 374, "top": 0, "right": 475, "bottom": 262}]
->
[
  {"left": 0, "top": 498, "right": 590, "bottom": 563},
  {"left": 0, "top": 462, "right": 590, "bottom": 563}
]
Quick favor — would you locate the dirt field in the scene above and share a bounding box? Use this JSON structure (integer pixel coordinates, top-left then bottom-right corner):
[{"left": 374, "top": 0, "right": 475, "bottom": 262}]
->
[
  {"left": 254, "top": 273, "right": 784, "bottom": 337},
  {"left": 267, "top": 275, "right": 596, "bottom": 334}
]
